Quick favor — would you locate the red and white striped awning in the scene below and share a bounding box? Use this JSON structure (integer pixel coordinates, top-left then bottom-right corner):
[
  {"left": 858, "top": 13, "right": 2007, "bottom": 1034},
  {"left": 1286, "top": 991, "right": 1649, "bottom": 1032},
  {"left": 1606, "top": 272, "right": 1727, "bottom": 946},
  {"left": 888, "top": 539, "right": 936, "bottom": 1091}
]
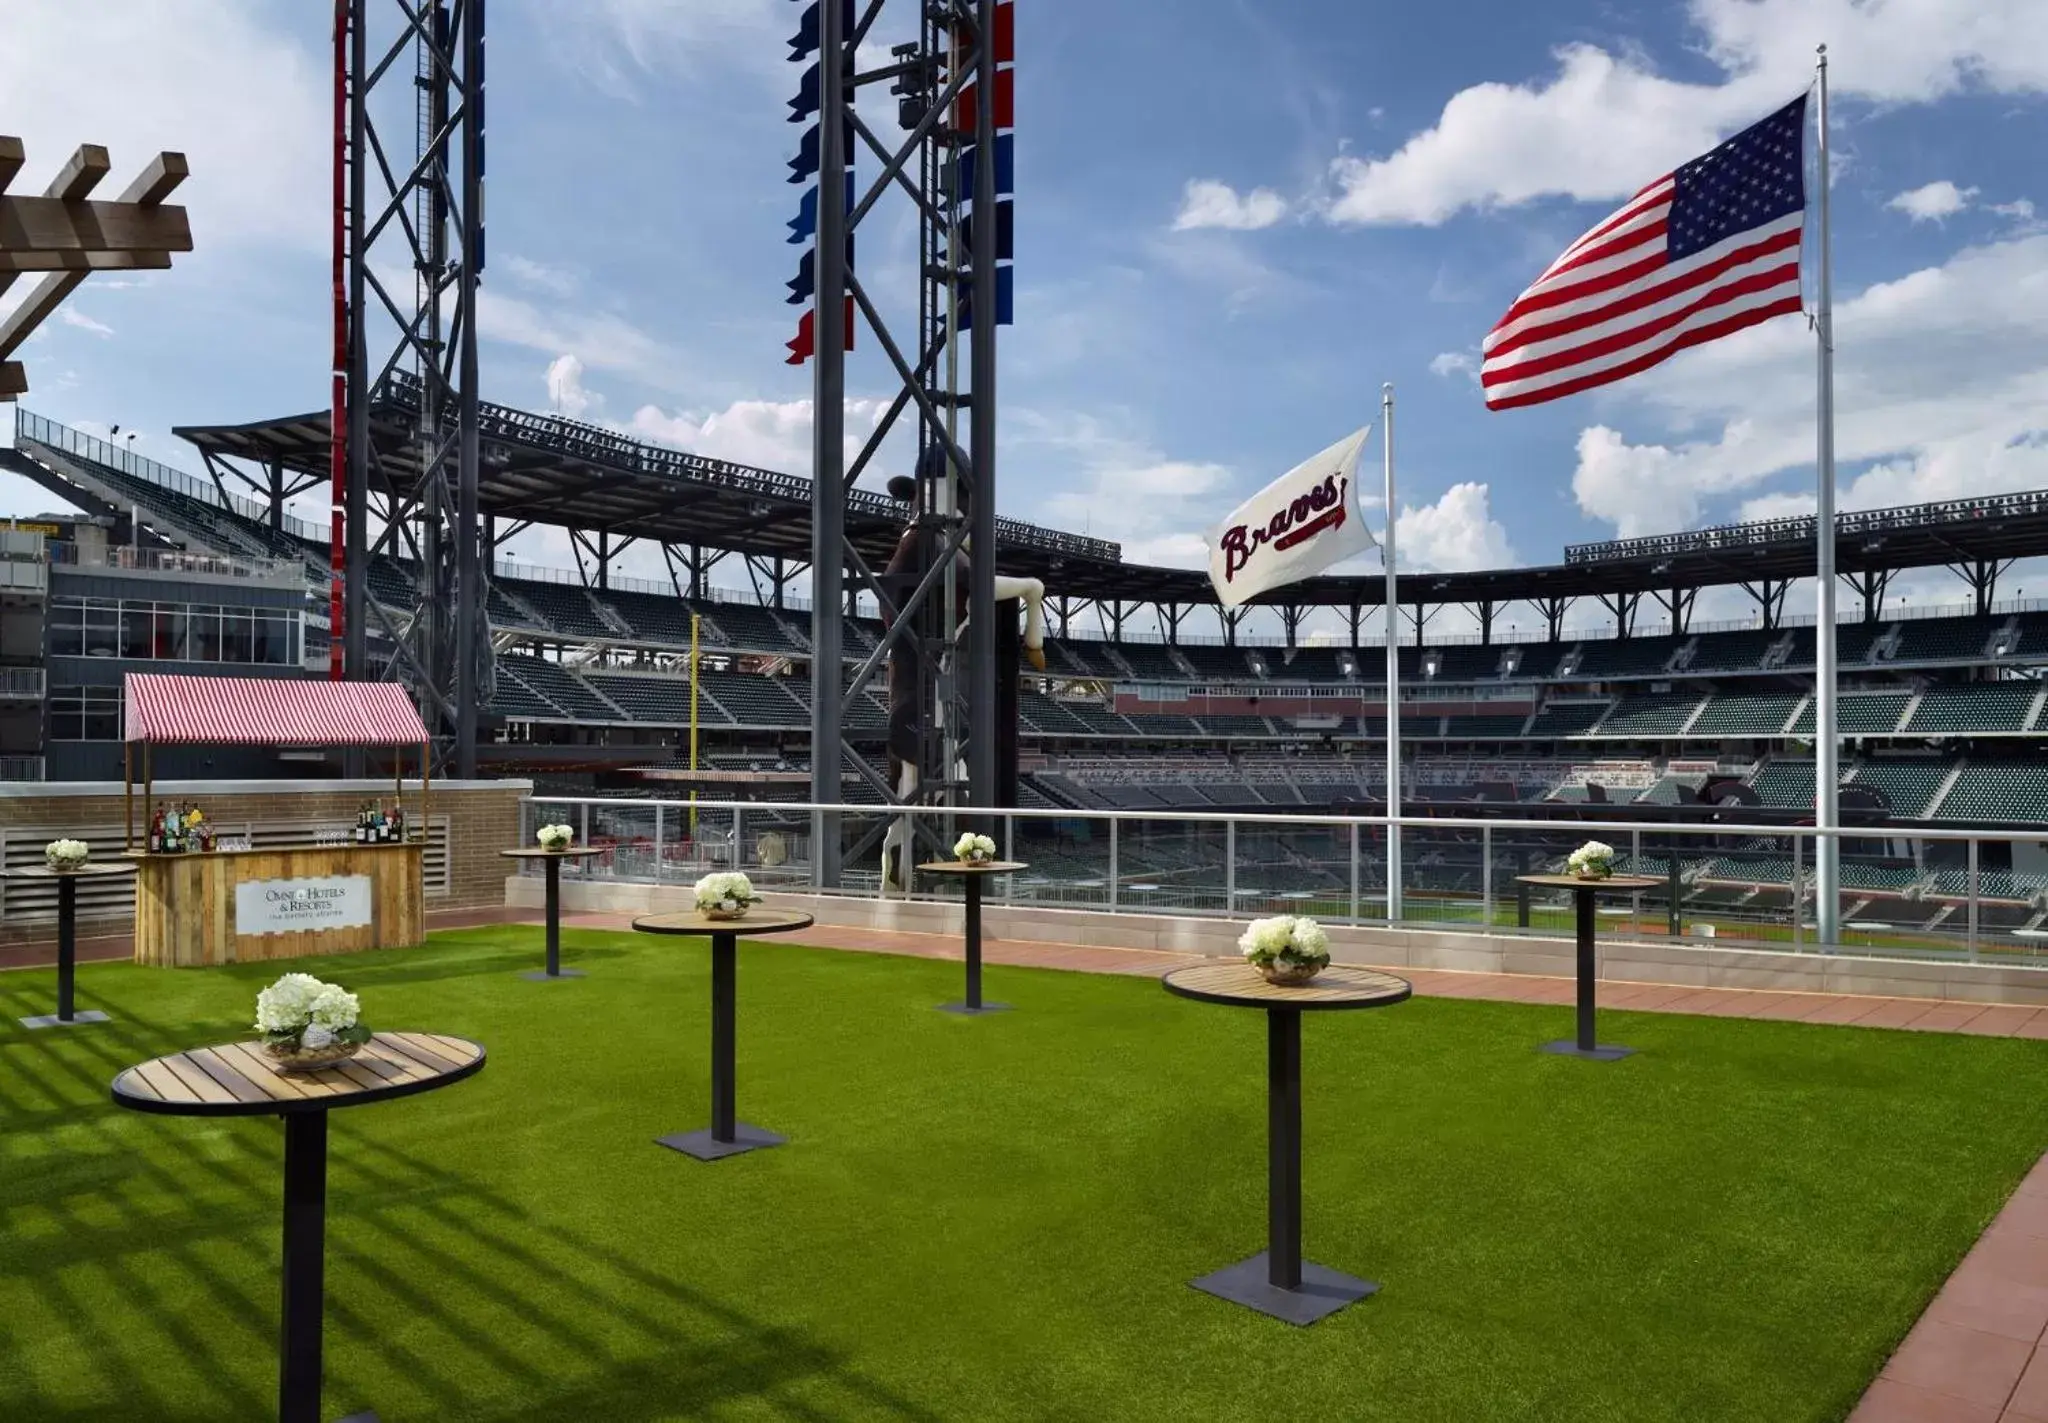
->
[{"left": 123, "top": 674, "right": 429, "bottom": 747}]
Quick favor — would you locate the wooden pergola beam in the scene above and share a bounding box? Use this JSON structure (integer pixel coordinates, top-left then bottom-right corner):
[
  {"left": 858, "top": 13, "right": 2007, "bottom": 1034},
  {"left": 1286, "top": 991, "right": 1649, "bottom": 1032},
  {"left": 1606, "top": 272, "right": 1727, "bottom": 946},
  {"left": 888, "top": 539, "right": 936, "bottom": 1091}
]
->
[
  {"left": 0, "top": 154, "right": 189, "bottom": 359},
  {"left": 0, "top": 198, "right": 191, "bottom": 263},
  {"left": 0, "top": 137, "right": 194, "bottom": 401}
]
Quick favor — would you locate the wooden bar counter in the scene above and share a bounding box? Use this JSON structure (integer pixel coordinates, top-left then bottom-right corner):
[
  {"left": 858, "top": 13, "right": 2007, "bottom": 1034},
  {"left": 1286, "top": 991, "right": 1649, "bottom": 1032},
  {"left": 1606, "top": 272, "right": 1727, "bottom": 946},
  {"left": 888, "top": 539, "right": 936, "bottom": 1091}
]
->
[{"left": 132, "top": 842, "right": 425, "bottom": 968}]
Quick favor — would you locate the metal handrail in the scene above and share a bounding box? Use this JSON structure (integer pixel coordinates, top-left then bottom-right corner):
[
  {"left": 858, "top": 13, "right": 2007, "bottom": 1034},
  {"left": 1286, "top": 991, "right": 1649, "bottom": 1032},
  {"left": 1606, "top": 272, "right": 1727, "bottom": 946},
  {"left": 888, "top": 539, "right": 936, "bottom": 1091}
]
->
[{"left": 517, "top": 792, "right": 2023, "bottom": 847}]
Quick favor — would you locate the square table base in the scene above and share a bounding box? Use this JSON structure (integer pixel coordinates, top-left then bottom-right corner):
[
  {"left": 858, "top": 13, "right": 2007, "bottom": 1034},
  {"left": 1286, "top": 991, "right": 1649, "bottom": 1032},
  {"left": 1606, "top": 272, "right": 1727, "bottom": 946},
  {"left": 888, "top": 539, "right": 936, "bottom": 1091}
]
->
[
  {"left": 1191, "top": 1252, "right": 1378, "bottom": 1326},
  {"left": 656, "top": 1123, "right": 786, "bottom": 1161},
  {"left": 1541, "top": 1039, "right": 1634, "bottom": 1062},
  {"left": 519, "top": 968, "right": 586, "bottom": 981},
  {"left": 20, "top": 1009, "right": 110, "bottom": 1030},
  {"left": 937, "top": 1000, "right": 1011, "bottom": 1016}
]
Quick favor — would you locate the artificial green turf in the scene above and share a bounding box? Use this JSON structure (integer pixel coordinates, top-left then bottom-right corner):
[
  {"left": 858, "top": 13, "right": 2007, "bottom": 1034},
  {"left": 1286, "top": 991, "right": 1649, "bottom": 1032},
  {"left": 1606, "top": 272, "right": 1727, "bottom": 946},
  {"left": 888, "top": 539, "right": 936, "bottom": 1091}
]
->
[{"left": 3, "top": 928, "right": 2046, "bottom": 1422}]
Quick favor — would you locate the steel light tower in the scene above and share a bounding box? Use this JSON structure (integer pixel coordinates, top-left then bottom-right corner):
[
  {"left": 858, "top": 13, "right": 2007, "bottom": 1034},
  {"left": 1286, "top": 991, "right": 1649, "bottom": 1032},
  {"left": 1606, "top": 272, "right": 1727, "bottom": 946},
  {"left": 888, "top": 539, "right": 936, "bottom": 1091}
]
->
[
  {"left": 793, "top": 0, "right": 1015, "bottom": 883},
  {"left": 336, "top": 0, "right": 489, "bottom": 776}
]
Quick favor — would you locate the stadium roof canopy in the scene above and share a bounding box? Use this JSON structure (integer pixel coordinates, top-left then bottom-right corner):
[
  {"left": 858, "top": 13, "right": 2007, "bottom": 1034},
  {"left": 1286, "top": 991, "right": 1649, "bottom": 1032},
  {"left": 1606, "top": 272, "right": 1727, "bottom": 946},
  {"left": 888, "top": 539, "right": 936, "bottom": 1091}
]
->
[{"left": 177, "top": 378, "right": 2048, "bottom": 611}]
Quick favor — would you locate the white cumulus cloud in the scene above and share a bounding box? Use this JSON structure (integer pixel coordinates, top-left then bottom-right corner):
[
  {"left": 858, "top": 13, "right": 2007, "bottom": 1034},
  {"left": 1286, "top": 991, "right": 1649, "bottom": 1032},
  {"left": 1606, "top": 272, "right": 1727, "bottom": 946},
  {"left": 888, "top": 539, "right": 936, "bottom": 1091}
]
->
[
  {"left": 1172, "top": 180, "right": 1289, "bottom": 232},
  {"left": 545, "top": 355, "right": 597, "bottom": 419},
  {"left": 1428, "top": 351, "right": 1478, "bottom": 381},
  {"left": 1567, "top": 233, "right": 2048, "bottom": 539},
  {"left": 1320, "top": 0, "right": 2048, "bottom": 227},
  {"left": 1395, "top": 482, "right": 1518, "bottom": 572},
  {"left": 1888, "top": 180, "right": 1978, "bottom": 222}
]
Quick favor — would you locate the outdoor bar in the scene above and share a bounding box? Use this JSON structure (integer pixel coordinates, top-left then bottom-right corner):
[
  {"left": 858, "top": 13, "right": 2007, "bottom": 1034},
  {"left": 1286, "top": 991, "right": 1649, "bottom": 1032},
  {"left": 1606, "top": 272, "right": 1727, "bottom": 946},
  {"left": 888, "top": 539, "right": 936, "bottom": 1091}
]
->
[{"left": 122, "top": 674, "right": 432, "bottom": 967}]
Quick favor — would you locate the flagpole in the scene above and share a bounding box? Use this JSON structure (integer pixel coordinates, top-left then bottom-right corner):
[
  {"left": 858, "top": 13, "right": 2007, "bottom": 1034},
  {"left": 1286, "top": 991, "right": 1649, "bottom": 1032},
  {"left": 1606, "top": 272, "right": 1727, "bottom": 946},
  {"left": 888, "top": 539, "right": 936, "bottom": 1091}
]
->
[
  {"left": 1814, "top": 45, "right": 1840, "bottom": 945},
  {"left": 1383, "top": 382, "right": 1402, "bottom": 925}
]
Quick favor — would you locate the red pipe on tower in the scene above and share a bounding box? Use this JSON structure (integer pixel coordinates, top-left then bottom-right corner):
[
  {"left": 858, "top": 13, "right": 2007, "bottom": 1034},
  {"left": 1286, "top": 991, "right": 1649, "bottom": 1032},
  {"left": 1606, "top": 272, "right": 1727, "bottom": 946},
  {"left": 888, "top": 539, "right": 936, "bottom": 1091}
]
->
[{"left": 329, "top": 0, "right": 349, "bottom": 680}]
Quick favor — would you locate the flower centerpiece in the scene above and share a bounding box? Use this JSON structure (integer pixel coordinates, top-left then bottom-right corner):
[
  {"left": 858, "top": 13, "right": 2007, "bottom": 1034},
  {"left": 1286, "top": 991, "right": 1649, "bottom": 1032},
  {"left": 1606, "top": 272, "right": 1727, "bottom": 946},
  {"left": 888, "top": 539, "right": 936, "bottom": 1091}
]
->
[
  {"left": 953, "top": 831, "right": 997, "bottom": 865},
  {"left": 44, "top": 838, "right": 90, "bottom": 872},
  {"left": 536, "top": 823, "right": 574, "bottom": 852},
  {"left": 1239, "top": 914, "right": 1331, "bottom": 987},
  {"left": 255, "top": 973, "right": 372, "bottom": 1072},
  {"left": 695, "top": 870, "right": 760, "bottom": 921},
  {"left": 1567, "top": 840, "right": 1616, "bottom": 881}
]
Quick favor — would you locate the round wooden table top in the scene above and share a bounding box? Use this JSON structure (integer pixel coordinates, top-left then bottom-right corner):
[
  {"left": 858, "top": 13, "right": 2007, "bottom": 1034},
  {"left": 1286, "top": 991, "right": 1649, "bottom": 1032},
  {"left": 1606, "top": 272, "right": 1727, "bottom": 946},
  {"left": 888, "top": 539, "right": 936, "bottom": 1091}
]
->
[
  {"left": 631, "top": 906, "right": 817, "bottom": 937},
  {"left": 1163, "top": 961, "right": 1412, "bottom": 1011},
  {"left": 500, "top": 846, "right": 608, "bottom": 861},
  {"left": 0, "top": 861, "right": 137, "bottom": 880},
  {"left": 1516, "top": 873, "right": 1667, "bottom": 892},
  {"left": 111, "top": 1032, "right": 485, "bottom": 1118},
  {"left": 916, "top": 860, "right": 1028, "bottom": 876}
]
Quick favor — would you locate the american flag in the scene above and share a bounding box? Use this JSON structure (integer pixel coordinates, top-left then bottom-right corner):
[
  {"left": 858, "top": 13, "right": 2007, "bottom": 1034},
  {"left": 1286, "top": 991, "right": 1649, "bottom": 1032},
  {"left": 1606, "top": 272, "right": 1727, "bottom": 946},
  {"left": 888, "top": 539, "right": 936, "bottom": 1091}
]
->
[{"left": 1482, "top": 94, "right": 1808, "bottom": 412}]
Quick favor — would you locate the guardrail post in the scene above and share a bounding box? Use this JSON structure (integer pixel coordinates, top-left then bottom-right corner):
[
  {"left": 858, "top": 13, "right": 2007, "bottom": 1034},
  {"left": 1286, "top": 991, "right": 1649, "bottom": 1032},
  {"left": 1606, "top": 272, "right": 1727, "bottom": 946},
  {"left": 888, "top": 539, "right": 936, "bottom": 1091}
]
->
[
  {"left": 654, "top": 805, "right": 664, "bottom": 882},
  {"left": 1349, "top": 821, "right": 1360, "bottom": 924},
  {"left": 1793, "top": 832, "right": 1804, "bottom": 949},
  {"left": 734, "top": 807, "right": 746, "bottom": 878},
  {"left": 1108, "top": 816, "right": 1119, "bottom": 912},
  {"left": 1004, "top": 815, "right": 1015, "bottom": 907},
  {"left": 1225, "top": 819, "right": 1236, "bottom": 919},
  {"left": 1968, "top": 836, "right": 1979, "bottom": 962},
  {"left": 1481, "top": 824, "right": 1492, "bottom": 930},
  {"left": 1515, "top": 844, "right": 1530, "bottom": 929},
  {"left": 1666, "top": 845, "right": 1681, "bottom": 939},
  {"left": 579, "top": 802, "right": 590, "bottom": 853}
]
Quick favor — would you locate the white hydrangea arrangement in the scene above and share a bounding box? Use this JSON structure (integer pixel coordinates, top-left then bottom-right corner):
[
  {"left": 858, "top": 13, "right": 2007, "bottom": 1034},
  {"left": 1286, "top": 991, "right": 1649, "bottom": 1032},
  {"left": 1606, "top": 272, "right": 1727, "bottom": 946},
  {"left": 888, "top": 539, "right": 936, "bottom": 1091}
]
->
[
  {"left": 536, "top": 823, "right": 574, "bottom": 850},
  {"left": 953, "top": 832, "right": 997, "bottom": 864},
  {"left": 695, "top": 870, "right": 759, "bottom": 916},
  {"left": 44, "top": 838, "right": 89, "bottom": 870},
  {"left": 255, "top": 972, "right": 371, "bottom": 1059},
  {"left": 1567, "top": 840, "right": 1616, "bottom": 880},
  {"left": 1239, "top": 914, "right": 1331, "bottom": 984}
]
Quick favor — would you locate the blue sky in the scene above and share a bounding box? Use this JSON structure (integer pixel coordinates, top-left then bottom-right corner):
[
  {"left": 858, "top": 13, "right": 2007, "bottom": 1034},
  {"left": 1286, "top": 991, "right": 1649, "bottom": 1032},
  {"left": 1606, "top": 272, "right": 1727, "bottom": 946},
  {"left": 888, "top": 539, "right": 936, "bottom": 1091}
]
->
[{"left": 3, "top": 0, "right": 2044, "bottom": 636}]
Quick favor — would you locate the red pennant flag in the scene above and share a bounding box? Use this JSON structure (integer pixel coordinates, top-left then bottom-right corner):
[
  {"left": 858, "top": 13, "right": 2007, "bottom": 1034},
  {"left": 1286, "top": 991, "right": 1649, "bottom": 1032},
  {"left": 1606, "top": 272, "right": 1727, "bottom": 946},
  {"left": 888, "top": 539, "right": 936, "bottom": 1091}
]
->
[{"left": 785, "top": 297, "right": 856, "bottom": 366}]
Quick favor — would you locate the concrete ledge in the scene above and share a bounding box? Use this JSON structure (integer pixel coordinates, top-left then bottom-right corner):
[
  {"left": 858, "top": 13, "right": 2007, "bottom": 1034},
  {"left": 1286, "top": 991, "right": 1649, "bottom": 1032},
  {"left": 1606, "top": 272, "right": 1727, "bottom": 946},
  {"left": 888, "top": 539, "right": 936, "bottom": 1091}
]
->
[{"left": 509, "top": 876, "right": 2048, "bottom": 1007}]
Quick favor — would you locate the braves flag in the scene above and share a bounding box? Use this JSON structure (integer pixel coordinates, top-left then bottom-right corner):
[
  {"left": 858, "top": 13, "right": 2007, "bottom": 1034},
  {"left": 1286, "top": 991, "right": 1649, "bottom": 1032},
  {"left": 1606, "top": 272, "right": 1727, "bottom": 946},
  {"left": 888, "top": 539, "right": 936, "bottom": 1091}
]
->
[{"left": 1207, "top": 427, "right": 1374, "bottom": 609}]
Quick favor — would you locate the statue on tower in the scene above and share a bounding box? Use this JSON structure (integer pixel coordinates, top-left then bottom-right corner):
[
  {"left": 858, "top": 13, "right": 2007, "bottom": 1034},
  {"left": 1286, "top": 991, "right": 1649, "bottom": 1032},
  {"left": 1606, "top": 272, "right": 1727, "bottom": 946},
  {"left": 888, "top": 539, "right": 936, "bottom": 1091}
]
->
[{"left": 878, "top": 446, "right": 1047, "bottom": 891}]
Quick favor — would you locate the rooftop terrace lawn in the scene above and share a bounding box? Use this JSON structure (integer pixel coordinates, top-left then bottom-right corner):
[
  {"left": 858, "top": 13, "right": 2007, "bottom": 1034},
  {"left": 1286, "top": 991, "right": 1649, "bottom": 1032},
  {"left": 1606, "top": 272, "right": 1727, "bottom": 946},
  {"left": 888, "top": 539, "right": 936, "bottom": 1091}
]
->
[{"left": 4, "top": 928, "right": 2047, "bottom": 1422}]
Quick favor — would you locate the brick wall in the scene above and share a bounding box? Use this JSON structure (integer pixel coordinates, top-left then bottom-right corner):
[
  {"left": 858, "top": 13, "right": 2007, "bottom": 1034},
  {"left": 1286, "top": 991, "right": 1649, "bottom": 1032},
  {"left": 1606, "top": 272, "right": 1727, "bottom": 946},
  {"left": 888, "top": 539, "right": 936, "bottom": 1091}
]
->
[{"left": 0, "top": 778, "right": 528, "bottom": 943}]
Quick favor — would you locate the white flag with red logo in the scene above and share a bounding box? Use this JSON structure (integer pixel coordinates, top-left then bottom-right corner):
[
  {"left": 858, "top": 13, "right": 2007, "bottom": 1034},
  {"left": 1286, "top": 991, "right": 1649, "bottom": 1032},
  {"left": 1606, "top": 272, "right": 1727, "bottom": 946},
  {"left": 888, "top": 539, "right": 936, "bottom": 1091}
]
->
[{"left": 1207, "top": 427, "right": 1374, "bottom": 608}]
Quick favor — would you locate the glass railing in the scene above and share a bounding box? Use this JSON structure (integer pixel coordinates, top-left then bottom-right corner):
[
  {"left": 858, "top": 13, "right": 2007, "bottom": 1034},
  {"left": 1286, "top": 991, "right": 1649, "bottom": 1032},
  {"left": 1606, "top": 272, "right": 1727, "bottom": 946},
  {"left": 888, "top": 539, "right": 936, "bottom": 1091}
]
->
[{"left": 515, "top": 796, "right": 2048, "bottom": 967}]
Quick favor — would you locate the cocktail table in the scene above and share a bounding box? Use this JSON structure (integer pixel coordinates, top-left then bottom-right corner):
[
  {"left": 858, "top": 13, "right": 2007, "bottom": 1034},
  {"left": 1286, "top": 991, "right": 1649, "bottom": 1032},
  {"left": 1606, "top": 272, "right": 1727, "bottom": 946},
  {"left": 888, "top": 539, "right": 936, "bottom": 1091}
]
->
[
  {"left": 1516, "top": 873, "right": 1664, "bottom": 1060},
  {"left": 916, "top": 859, "right": 1027, "bottom": 1014},
  {"left": 111, "top": 1032, "right": 486, "bottom": 1423},
  {"left": 501, "top": 846, "right": 606, "bottom": 979},
  {"left": 631, "top": 906, "right": 816, "bottom": 1160},
  {"left": 1163, "top": 960, "right": 1411, "bottom": 1325},
  {"left": 2, "top": 861, "right": 134, "bottom": 1028}
]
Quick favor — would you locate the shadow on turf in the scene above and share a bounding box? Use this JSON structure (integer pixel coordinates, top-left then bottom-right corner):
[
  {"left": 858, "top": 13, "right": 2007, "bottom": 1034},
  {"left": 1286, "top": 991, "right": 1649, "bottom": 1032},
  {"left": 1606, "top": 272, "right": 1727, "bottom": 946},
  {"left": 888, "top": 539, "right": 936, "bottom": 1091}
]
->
[{"left": 0, "top": 977, "right": 941, "bottom": 1423}]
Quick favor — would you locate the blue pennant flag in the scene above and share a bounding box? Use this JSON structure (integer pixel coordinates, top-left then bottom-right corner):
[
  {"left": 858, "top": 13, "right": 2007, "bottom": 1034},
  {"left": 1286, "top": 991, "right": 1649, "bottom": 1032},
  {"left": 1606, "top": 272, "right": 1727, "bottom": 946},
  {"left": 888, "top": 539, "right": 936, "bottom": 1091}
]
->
[
  {"left": 959, "top": 200, "right": 1015, "bottom": 263},
  {"left": 788, "top": 115, "right": 855, "bottom": 184},
  {"left": 787, "top": 0, "right": 855, "bottom": 62},
  {"left": 956, "top": 134, "right": 1015, "bottom": 203},
  {"left": 786, "top": 237, "right": 857, "bottom": 304},
  {"left": 789, "top": 61, "right": 820, "bottom": 122},
  {"left": 788, "top": 171, "right": 857, "bottom": 244},
  {"left": 956, "top": 265, "right": 1016, "bottom": 329}
]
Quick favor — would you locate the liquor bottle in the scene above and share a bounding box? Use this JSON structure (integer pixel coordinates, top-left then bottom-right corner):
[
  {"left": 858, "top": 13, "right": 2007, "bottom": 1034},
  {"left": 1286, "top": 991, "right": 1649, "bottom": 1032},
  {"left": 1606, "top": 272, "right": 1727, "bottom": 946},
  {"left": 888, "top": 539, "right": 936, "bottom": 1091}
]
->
[
  {"left": 355, "top": 804, "right": 367, "bottom": 843},
  {"left": 150, "top": 808, "right": 164, "bottom": 854}
]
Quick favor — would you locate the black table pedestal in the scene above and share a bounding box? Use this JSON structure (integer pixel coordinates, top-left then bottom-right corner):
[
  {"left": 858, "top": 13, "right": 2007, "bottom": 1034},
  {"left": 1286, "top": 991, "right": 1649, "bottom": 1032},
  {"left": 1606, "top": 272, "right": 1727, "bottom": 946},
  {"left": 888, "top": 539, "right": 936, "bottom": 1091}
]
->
[
  {"left": 280, "top": 1112, "right": 379, "bottom": 1423},
  {"left": 22, "top": 875, "right": 110, "bottom": 1030},
  {"left": 1192, "top": 1008, "right": 1377, "bottom": 1326},
  {"left": 521, "top": 856, "right": 585, "bottom": 981},
  {"left": 939, "top": 875, "right": 1010, "bottom": 1015},
  {"left": 1540, "top": 885, "right": 1633, "bottom": 1061},
  {"left": 658, "top": 931, "right": 784, "bottom": 1161}
]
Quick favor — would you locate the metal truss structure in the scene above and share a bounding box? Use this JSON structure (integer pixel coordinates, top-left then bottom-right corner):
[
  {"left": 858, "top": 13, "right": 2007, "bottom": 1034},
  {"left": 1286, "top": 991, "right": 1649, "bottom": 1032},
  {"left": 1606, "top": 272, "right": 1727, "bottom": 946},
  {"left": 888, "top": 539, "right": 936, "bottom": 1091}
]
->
[
  {"left": 335, "top": 0, "right": 488, "bottom": 776},
  {"left": 795, "top": 0, "right": 1014, "bottom": 884}
]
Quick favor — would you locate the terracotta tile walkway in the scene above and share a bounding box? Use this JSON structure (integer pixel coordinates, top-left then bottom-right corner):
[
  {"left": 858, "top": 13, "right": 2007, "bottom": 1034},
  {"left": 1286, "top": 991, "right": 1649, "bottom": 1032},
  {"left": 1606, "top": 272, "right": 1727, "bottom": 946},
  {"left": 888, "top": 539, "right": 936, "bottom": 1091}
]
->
[{"left": 12, "top": 906, "right": 2048, "bottom": 1413}]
